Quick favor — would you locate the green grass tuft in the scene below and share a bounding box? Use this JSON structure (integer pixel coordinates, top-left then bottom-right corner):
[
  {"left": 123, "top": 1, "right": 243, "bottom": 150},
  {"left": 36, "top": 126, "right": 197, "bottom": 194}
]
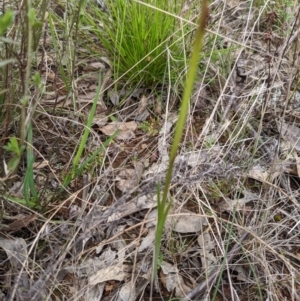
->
[{"left": 82, "top": 0, "right": 191, "bottom": 87}]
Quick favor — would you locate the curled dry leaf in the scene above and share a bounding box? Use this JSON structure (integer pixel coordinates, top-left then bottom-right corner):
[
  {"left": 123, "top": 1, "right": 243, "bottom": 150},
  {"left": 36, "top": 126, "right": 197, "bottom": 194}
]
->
[
  {"left": 138, "top": 227, "right": 155, "bottom": 252},
  {"left": 89, "top": 264, "right": 130, "bottom": 285},
  {"left": 0, "top": 238, "right": 31, "bottom": 300},
  {"left": 107, "top": 194, "right": 157, "bottom": 222},
  {"left": 1, "top": 214, "right": 37, "bottom": 232},
  {"left": 0, "top": 238, "right": 28, "bottom": 267},
  {"left": 277, "top": 121, "right": 300, "bottom": 152},
  {"left": 219, "top": 190, "right": 259, "bottom": 212},
  {"left": 100, "top": 121, "right": 137, "bottom": 140},
  {"left": 295, "top": 155, "right": 300, "bottom": 177},
  {"left": 197, "top": 232, "right": 217, "bottom": 273},
  {"left": 230, "top": 266, "right": 249, "bottom": 282},
  {"left": 33, "top": 160, "right": 49, "bottom": 169},
  {"left": 117, "top": 283, "right": 137, "bottom": 301},
  {"left": 134, "top": 94, "right": 150, "bottom": 121},
  {"left": 166, "top": 212, "right": 207, "bottom": 233},
  {"left": 197, "top": 232, "right": 215, "bottom": 251},
  {"left": 145, "top": 114, "right": 178, "bottom": 175},
  {"left": 160, "top": 261, "right": 191, "bottom": 297},
  {"left": 248, "top": 165, "right": 280, "bottom": 182},
  {"left": 83, "top": 61, "right": 106, "bottom": 72},
  {"left": 116, "top": 161, "right": 144, "bottom": 192},
  {"left": 85, "top": 284, "right": 105, "bottom": 301}
]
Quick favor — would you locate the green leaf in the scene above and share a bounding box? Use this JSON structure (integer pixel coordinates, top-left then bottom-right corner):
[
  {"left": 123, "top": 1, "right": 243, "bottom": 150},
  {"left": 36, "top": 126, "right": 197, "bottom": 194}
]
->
[
  {"left": 3, "top": 137, "right": 21, "bottom": 155},
  {"left": 0, "top": 10, "right": 14, "bottom": 35},
  {"left": 0, "top": 58, "right": 16, "bottom": 67},
  {"left": 4, "top": 195, "right": 38, "bottom": 208},
  {"left": 20, "top": 96, "right": 28, "bottom": 106},
  {"left": 0, "top": 36, "right": 19, "bottom": 44},
  {"left": 33, "top": 72, "right": 43, "bottom": 90},
  {"left": 32, "top": 21, "right": 43, "bottom": 30},
  {"left": 72, "top": 73, "right": 102, "bottom": 169}
]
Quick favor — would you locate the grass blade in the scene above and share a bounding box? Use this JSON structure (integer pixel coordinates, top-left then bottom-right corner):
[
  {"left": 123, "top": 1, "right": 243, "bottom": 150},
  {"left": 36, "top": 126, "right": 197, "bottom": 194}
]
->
[{"left": 152, "top": 0, "right": 209, "bottom": 286}]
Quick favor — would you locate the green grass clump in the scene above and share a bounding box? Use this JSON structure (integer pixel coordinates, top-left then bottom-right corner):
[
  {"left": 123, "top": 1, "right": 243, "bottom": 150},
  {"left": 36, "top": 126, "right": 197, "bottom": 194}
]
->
[{"left": 82, "top": 0, "right": 190, "bottom": 87}]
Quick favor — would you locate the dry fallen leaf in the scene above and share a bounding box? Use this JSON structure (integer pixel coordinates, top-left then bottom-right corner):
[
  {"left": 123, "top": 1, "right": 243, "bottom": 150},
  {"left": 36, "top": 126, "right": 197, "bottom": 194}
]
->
[
  {"left": 166, "top": 211, "right": 207, "bottom": 233},
  {"left": 145, "top": 114, "right": 178, "bottom": 175},
  {"left": 197, "top": 232, "right": 215, "bottom": 251},
  {"left": 160, "top": 261, "right": 191, "bottom": 297},
  {"left": 116, "top": 161, "right": 144, "bottom": 192},
  {"left": 219, "top": 190, "right": 259, "bottom": 213},
  {"left": 248, "top": 165, "right": 280, "bottom": 182},
  {"left": 117, "top": 283, "right": 137, "bottom": 301},
  {"left": 107, "top": 194, "right": 157, "bottom": 222},
  {"left": 277, "top": 121, "right": 300, "bottom": 151},
  {"left": 295, "top": 155, "right": 300, "bottom": 177},
  {"left": 100, "top": 121, "right": 138, "bottom": 140},
  {"left": 33, "top": 160, "right": 49, "bottom": 169},
  {"left": 84, "top": 284, "right": 105, "bottom": 301},
  {"left": 133, "top": 94, "right": 150, "bottom": 121},
  {"left": 0, "top": 238, "right": 31, "bottom": 299},
  {"left": 83, "top": 61, "right": 106, "bottom": 71},
  {"left": 230, "top": 266, "right": 249, "bottom": 282},
  {"left": 197, "top": 232, "right": 217, "bottom": 273},
  {"left": 138, "top": 227, "right": 155, "bottom": 252},
  {"left": 1, "top": 214, "right": 37, "bottom": 232},
  {"left": 0, "top": 238, "right": 28, "bottom": 266},
  {"left": 89, "top": 264, "right": 129, "bottom": 285}
]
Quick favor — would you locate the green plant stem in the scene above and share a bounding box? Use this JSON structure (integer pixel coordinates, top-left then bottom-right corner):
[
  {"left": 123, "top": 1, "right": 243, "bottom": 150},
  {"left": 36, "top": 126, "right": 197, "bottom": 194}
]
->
[
  {"left": 162, "top": 2, "right": 209, "bottom": 211},
  {"left": 73, "top": 74, "right": 102, "bottom": 167},
  {"left": 152, "top": 0, "right": 209, "bottom": 286},
  {"left": 23, "top": 123, "right": 39, "bottom": 208},
  {"left": 63, "top": 73, "right": 103, "bottom": 187},
  {"left": 20, "top": 0, "right": 33, "bottom": 149}
]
